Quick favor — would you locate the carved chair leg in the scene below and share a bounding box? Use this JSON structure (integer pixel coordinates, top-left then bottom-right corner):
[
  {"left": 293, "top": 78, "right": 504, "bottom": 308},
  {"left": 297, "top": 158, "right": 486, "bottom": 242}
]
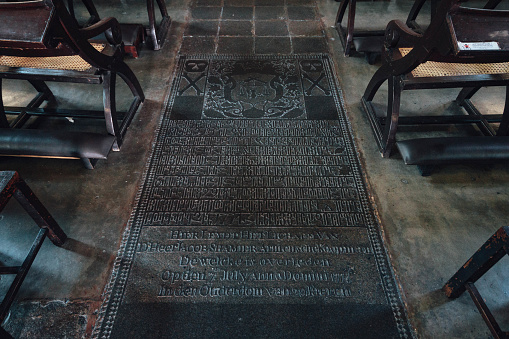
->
[
  {"left": 0, "top": 172, "right": 66, "bottom": 246},
  {"left": 497, "top": 86, "right": 509, "bottom": 136},
  {"left": 7, "top": 80, "right": 56, "bottom": 129},
  {"left": 116, "top": 61, "right": 145, "bottom": 102},
  {"left": 443, "top": 227, "right": 509, "bottom": 339},
  {"left": 335, "top": 0, "right": 350, "bottom": 50},
  {"left": 29, "top": 80, "right": 55, "bottom": 102},
  {"left": 381, "top": 76, "right": 403, "bottom": 157},
  {"left": 443, "top": 226, "right": 509, "bottom": 299},
  {"left": 484, "top": 0, "right": 502, "bottom": 9},
  {"left": 117, "top": 69, "right": 144, "bottom": 139},
  {"left": 361, "top": 65, "right": 393, "bottom": 155},
  {"left": 362, "top": 64, "right": 391, "bottom": 102},
  {"left": 102, "top": 61, "right": 145, "bottom": 151},
  {"left": 81, "top": 158, "right": 98, "bottom": 169},
  {"left": 344, "top": 0, "right": 356, "bottom": 56},
  {"left": 465, "top": 282, "right": 508, "bottom": 339},
  {"left": 13, "top": 178, "right": 67, "bottom": 246},
  {"left": 0, "top": 79, "right": 9, "bottom": 128},
  {"left": 147, "top": 0, "right": 159, "bottom": 50},
  {"left": 146, "top": 0, "right": 170, "bottom": 51},
  {"left": 456, "top": 86, "right": 480, "bottom": 104},
  {"left": 0, "top": 228, "right": 47, "bottom": 326},
  {"left": 0, "top": 172, "right": 66, "bottom": 331},
  {"left": 335, "top": 0, "right": 349, "bottom": 27},
  {"left": 155, "top": 0, "right": 169, "bottom": 17},
  {"left": 455, "top": 86, "right": 497, "bottom": 136},
  {"left": 103, "top": 71, "right": 122, "bottom": 151}
]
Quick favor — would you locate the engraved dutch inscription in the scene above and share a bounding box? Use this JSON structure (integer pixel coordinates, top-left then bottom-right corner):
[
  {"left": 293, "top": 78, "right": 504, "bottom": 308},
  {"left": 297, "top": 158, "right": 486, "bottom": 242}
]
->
[{"left": 124, "top": 227, "right": 386, "bottom": 305}]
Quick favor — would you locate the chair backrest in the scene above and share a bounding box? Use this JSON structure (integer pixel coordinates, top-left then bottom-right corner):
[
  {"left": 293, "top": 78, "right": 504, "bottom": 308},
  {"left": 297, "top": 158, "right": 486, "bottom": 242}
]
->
[
  {"left": 406, "top": 0, "right": 502, "bottom": 33},
  {"left": 0, "top": 1, "right": 59, "bottom": 52},
  {"left": 422, "top": 0, "right": 509, "bottom": 63},
  {"left": 0, "top": 0, "right": 122, "bottom": 70}
]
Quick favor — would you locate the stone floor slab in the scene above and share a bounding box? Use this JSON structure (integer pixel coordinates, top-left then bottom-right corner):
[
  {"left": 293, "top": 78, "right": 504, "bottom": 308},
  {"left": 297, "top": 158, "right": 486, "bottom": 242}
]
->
[{"left": 92, "top": 55, "right": 413, "bottom": 339}]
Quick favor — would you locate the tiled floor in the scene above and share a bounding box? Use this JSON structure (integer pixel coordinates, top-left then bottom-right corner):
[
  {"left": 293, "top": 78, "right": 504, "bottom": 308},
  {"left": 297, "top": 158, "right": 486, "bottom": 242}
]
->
[{"left": 181, "top": 0, "right": 328, "bottom": 54}]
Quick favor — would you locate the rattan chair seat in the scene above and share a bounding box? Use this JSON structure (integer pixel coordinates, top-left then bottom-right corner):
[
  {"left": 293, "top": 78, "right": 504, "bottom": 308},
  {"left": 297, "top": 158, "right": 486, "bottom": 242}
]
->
[
  {"left": 400, "top": 48, "right": 509, "bottom": 77},
  {"left": 0, "top": 43, "right": 105, "bottom": 72}
]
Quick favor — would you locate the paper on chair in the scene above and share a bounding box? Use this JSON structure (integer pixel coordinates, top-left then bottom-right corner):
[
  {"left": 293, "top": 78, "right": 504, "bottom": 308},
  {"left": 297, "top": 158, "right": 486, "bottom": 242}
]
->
[{"left": 458, "top": 41, "right": 500, "bottom": 51}]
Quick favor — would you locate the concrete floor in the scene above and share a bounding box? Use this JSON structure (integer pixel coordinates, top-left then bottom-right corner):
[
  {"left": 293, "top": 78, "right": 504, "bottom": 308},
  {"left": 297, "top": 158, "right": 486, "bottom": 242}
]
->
[{"left": 0, "top": 0, "right": 508, "bottom": 338}]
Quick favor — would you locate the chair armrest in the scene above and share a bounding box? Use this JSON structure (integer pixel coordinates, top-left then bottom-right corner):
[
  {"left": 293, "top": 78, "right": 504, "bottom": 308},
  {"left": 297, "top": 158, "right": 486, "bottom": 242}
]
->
[
  {"left": 80, "top": 17, "right": 122, "bottom": 45},
  {"left": 385, "top": 20, "right": 423, "bottom": 48}
]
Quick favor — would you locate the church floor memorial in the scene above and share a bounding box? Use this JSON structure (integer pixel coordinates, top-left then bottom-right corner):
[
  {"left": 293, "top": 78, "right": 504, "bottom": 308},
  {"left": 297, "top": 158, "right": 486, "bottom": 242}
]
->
[{"left": 92, "top": 55, "right": 414, "bottom": 338}]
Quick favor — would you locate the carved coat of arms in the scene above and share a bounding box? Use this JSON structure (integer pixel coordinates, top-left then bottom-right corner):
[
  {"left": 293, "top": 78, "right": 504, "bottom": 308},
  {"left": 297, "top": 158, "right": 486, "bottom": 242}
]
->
[{"left": 203, "top": 60, "right": 306, "bottom": 119}]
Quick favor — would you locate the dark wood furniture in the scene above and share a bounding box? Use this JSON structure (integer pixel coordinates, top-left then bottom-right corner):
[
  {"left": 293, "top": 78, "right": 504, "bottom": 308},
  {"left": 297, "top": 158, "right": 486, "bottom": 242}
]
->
[
  {"left": 0, "top": 0, "right": 144, "bottom": 168},
  {"left": 443, "top": 226, "right": 509, "bottom": 339},
  {"left": 67, "top": 0, "right": 100, "bottom": 27},
  {"left": 67, "top": 0, "right": 145, "bottom": 58},
  {"left": 335, "top": 0, "right": 503, "bottom": 64},
  {"left": 146, "top": 0, "right": 171, "bottom": 51},
  {"left": 334, "top": 0, "right": 386, "bottom": 64},
  {"left": 0, "top": 171, "right": 67, "bottom": 339},
  {"left": 361, "top": 0, "right": 509, "bottom": 174},
  {"left": 406, "top": 0, "right": 502, "bottom": 33},
  {"left": 74, "top": 0, "right": 171, "bottom": 52}
]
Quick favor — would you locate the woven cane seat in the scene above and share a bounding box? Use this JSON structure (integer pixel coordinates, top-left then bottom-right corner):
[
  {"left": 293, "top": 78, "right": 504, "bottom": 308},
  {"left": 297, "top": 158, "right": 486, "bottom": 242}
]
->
[
  {"left": 0, "top": 43, "right": 105, "bottom": 72},
  {"left": 400, "top": 48, "right": 509, "bottom": 78}
]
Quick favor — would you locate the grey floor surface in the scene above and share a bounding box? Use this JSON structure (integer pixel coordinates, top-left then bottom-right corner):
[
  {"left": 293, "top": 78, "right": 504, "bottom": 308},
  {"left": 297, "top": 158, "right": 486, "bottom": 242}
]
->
[{"left": 0, "top": 0, "right": 508, "bottom": 338}]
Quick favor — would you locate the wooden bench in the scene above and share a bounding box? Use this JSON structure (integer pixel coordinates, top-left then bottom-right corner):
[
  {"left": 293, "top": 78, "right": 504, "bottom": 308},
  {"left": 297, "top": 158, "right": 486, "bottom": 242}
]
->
[
  {"left": 0, "top": 0, "right": 144, "bottom": 168},
  {"left": 396, "top": 136, "right": 509, "bottom": 175},
  {"left": 361, "top": 0, "right": 509, "bottom": 173},
  {"left": 0, "top": 129, "right": 115, "bottom": 169}
]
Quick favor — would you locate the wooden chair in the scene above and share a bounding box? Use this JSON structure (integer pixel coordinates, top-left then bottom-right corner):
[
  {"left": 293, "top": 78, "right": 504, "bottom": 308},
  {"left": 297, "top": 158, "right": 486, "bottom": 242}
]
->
[
  {"left": 361, "top": 0, "right": 509, "bottom": 174},
  {"left": 72, "top": 0, "right": 171, "bottom": 52},
  {"left": 0, "top": 0, "right": 144, "bottom": 168},
  {"left": 335, "top": 0, "right": 502, "bottom": 64},
  {"left": 334, "top": 0, "right": 386, "bottom": 64},
  {"left": 68, "top": 0, "right": 146, "bottom": 58},
  {"left": 0, "top": 171, "right": 67, "bottom": 338},
  {"left": 406, "top": 0, "right": 502, "bottom": 33},
  {"left": 443, "top": 226, "right": 509, "bottom": 339}
]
